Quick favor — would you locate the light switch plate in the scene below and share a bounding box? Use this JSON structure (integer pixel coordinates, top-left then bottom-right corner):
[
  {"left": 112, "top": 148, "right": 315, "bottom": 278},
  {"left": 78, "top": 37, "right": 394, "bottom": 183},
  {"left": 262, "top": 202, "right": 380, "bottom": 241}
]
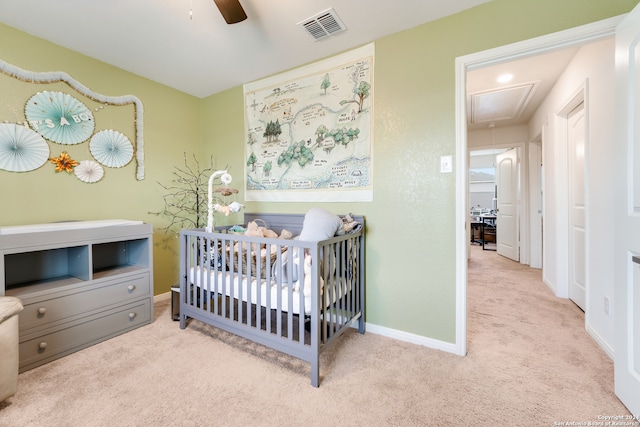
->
[{"left": 440, "top": 155, "right": 452, "bottom": 173}]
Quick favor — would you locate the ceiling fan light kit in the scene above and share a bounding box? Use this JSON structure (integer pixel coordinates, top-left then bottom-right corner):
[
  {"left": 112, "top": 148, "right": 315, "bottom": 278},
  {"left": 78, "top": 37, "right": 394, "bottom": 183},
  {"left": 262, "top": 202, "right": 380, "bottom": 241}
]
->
[{"left": 213, "top": 0, "right": 247, "bottom": 24}]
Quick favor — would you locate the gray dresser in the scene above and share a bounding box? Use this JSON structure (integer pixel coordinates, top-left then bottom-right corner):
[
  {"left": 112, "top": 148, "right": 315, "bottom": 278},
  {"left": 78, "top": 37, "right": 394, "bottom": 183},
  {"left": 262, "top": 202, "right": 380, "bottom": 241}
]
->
[{"left": 0, "top": 221, "right": 153, "bottom": 372}]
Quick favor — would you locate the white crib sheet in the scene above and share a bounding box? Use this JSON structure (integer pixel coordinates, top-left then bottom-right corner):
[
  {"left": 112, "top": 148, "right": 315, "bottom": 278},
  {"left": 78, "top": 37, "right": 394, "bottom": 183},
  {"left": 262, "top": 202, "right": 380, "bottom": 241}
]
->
[{"left": 189, "top": 267, "right": 311, "bottom": 315}]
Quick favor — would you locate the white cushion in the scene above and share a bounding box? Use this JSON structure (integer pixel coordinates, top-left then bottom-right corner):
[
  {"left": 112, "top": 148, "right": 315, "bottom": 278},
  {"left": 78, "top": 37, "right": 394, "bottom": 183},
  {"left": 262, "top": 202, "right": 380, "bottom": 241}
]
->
[{"left": 298, "top": 208, "right": 344, "bottom": 242}]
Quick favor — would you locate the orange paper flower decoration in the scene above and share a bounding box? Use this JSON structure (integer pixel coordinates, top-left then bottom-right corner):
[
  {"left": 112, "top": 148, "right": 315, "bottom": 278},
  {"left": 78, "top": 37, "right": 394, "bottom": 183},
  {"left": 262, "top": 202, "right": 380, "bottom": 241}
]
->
[{"left": 49, "top": 151, "right": 79, "bottom": 173}]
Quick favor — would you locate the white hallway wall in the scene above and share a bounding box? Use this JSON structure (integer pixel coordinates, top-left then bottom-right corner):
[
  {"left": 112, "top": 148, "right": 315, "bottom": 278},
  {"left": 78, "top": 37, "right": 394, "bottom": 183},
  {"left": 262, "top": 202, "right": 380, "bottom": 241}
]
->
[{"left": 528, "top": 37, "right": 616, "bottom": 355}]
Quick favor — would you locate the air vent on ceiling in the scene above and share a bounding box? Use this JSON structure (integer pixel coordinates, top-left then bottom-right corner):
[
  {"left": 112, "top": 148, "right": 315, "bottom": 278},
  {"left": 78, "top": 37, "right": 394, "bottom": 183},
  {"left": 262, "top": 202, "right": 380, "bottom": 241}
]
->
[{"left": 298, "top": 8, "right": 347, "bottom": 41}]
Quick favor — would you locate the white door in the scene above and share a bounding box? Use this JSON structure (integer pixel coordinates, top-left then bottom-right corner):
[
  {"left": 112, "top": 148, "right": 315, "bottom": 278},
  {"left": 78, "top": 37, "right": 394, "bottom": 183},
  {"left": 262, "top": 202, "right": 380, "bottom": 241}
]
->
[
  {"left": 614, "top": 3, "right": 640, "bottom": 415},
  {"left": 568, "top": 104, "right": 586, "bottom": 311},
  {"left": 496, "top": 148, "right": 519, "bottom": 261}
]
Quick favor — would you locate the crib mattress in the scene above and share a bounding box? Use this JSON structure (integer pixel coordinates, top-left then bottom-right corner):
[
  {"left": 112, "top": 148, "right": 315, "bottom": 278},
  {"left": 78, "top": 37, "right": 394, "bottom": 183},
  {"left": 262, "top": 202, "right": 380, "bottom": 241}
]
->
[{"left": 189, "top": 267, "right": 311, "bottom": 315}]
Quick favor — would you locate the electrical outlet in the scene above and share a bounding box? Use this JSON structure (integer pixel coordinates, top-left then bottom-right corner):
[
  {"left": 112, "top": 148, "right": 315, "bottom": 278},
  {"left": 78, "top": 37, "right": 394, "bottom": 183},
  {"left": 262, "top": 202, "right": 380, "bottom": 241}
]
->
[{"left": 604, "top": 296, "right": 610, "bottom": 317}]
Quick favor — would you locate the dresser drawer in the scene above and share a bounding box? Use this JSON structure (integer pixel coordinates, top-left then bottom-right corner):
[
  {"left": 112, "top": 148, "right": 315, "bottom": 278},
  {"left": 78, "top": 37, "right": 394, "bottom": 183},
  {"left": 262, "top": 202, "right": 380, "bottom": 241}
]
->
[
  {"left": 19, "top": 299, "right": 151, "bottom": 371},
  {"left": 18, "top": 273, "right": 150, "bottom": 332}
]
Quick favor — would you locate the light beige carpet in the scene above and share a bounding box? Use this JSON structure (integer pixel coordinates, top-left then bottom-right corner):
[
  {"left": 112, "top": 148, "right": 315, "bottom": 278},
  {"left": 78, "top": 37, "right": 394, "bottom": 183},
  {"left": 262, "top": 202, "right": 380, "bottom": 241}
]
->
[{"left": 0, "top": 246, "right": 631, "bottom": 426}]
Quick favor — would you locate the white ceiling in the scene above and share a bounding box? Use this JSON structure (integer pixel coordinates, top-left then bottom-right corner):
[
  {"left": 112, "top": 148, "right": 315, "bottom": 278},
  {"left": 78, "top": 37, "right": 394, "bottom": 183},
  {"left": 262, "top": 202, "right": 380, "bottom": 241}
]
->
[
  {"left": 466, "top": 46, "right": 580, "bottom": 130},
  {"left": 0, "top": 0, "right": 588, "bottom": 130},
  {"left": 0, "top": 0, "right": 490, "bottom": 98}
]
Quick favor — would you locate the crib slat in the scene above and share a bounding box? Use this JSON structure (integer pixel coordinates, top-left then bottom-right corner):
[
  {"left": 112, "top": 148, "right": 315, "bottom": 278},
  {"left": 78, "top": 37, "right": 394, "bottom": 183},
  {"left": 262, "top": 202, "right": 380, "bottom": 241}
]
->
[
  {"left": 334, "top": 242, "right": 339, "bottom": 332},
  {"left": 222, "top": 237, "right": 228, "bottom": 319},
  {"left": 350, "top": 242, "right": 356, "bottom": 324},
  {"left": 296, "top": 247, "right": 305, "bottom": 344},
  {"left": 201, "top": 238, "right": 208, "bottom": 312},
  {"left": 198, "top": 237, "right": 205, "bottom": 312},
  {"left": 324, "top": 245, "right": 332, "bottom": 340},
  {"left": 275, "top": 248, "right": 282, "bottom": 337},
  {"left": 247, "top": 242, "right": 254, "bottom": 328},
  {"left": 286, "top": 245, "right": 293, "bottom": 342},
  {"left": 211, "top": 238, "right": 218, "bottom": 316},
  {"left": 340, "top": 240, "right": 347, "bottom": 330}
]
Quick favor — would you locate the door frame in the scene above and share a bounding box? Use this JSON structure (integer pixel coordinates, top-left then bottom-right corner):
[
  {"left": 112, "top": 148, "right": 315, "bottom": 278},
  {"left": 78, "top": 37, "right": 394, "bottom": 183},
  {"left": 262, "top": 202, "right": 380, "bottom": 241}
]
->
[
  {"left": 453, "top": 15, "right": 623, "bottom": 356},
  {"left": 529, "top": 136, "right": 543, "bottom": 269}
]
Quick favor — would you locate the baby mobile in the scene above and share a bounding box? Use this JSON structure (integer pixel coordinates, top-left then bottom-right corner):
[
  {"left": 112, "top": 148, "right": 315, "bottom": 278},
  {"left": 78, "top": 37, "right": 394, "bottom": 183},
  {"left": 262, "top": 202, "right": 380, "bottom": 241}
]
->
[
  {"left": 0, "top": 59, "right": 144, "bottom": 182},
  {"left": 207, "top": 169, "right": 243, "bottom": 232}
]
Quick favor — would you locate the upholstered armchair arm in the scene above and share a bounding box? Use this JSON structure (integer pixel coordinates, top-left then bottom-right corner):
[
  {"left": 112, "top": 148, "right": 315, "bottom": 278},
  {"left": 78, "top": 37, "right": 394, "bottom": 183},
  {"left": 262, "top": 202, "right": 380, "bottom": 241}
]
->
[
  {"left": 0, "top": 295, "right": 22, "bottom": 402},
  {"left": 0, "top": 297, "right": 23, "bottom": 323}
]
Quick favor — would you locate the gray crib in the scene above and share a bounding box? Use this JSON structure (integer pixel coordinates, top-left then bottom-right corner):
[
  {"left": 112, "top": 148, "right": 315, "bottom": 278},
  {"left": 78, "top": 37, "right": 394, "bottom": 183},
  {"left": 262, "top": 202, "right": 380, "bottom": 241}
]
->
[{"left": 179, "top": 213, "right": 365, "bottom": 387}]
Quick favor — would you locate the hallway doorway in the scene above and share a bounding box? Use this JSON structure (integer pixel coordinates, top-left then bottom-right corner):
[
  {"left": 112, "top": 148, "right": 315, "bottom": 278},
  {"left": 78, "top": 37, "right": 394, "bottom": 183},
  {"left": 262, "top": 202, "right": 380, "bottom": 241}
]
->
[
  {"left": 454, "top": 16, "right": 620, "bottom": 358},
  {"left": 468, "top": 146, "right": 522, "bottom": 262}
]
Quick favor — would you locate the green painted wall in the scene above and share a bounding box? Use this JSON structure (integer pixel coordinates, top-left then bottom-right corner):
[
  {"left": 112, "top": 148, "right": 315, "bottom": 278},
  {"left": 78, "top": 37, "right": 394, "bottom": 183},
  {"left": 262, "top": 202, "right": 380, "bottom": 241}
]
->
[
  {"left": 1, "top": 0, "right": 637, "bottom": 344},
  {"left": 201, "top": 0, "right": 638, "bottom": 343},
  {"left": 0, "top": 24, "right": 202, "bottom": 296}
]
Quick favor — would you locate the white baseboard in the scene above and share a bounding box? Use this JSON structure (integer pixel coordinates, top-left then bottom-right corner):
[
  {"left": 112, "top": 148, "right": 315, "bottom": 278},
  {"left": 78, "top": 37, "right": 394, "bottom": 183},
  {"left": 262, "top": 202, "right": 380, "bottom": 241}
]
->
[
  {"left": 155, "top": 292, "right": 457, "bottom": 355},
  {"left": 154, "top": 291, "right": 171, "bottom": 303},
  {"left": 586, "top": 324, "right": 614, "bottom": 360},
  {"left": 543, "top": 276, "right": 556, "bottom": 294},
  {"left": 364, "top": 322, "right": 460, "bottom": 355}
]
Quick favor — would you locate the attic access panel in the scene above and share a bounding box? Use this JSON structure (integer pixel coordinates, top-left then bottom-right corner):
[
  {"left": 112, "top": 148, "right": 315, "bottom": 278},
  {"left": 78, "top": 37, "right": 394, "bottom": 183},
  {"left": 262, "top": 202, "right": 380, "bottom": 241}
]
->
[{"left": 469, "top": 82, "right": 539, "bottom": 125}]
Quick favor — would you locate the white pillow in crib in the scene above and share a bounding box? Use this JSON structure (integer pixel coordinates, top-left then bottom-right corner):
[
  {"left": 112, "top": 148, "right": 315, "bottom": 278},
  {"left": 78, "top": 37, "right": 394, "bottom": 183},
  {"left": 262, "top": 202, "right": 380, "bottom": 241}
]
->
[{"left": 299, "top": 208, "right": 344, "bottom": 241}]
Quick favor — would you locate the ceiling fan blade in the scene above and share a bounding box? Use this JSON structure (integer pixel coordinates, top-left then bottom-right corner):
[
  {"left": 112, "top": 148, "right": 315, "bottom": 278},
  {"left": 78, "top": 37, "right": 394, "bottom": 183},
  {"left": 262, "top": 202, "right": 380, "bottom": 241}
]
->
[{"left": 213, "top": 0, "right": 247, "bottom": 24}]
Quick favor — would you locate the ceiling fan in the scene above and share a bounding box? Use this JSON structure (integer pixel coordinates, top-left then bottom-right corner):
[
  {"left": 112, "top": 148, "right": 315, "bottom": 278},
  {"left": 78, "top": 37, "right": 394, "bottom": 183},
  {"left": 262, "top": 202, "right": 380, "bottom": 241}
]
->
[{"left": 213, "top": 0, "right": 247, "bottom": 24}]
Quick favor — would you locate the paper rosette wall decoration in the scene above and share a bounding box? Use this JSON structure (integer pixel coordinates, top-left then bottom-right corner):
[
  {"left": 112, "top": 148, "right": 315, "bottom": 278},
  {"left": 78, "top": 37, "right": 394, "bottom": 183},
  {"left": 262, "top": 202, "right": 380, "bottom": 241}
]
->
[
  {"left": 74, "top": 160, "right": 104, "bottom": 183},
  {"left": 1, "top": 60, "right": 146, "bottom": 179},
  {"left": 89, "top": 129, "right": 134, "bottom": 168},
  {"left": 0, "top": 123, "right": 50, "bottom": 172},
  {"left": 25, "top": 91, "right": 95, "bottom": 145}
]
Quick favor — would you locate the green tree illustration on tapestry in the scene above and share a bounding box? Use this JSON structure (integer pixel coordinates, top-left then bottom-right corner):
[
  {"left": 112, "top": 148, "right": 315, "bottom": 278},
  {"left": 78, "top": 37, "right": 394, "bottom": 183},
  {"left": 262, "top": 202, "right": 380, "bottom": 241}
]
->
[
  {"left": 340, "top": 81, "right": 370, "bottom": 113},
  {"left": 320, "top": 73, "right": 331, "bottom": 95},
  {"left": 263, "top": 119, "right": 282, "bottom": 143}
]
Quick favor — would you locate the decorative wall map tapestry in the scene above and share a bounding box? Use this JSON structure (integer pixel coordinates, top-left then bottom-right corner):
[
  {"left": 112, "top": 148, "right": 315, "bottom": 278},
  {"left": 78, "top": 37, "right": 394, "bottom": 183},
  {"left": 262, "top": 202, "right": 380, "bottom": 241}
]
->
[{"left": 243, "top": 43, "right": 374, "bottom": 202}]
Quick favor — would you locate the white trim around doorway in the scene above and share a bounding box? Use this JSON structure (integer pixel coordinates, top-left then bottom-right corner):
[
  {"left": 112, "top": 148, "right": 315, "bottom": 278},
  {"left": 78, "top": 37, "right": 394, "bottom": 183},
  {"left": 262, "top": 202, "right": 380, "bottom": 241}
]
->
[{"left": 453, "top": 15, "right": 624, "bottom": 356}]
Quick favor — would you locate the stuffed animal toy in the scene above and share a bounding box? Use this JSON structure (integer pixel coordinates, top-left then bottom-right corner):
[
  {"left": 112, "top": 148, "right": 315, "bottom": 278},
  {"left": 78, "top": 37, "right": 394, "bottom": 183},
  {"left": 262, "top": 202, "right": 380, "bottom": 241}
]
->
[
  {"left": 213, "top": 203, "right": 231, "bottom": 216},
  {"left": 279, "top": 229, "right": 293, "bottom": 239},
  {"left": 227, "top": 201, "right": 244, "bottom": 213},
  {"left": 244, "top": 220, "right": 264, "bottom": 238},
  {"left": 260, "top": 245, "right": 279, "bottom": 258},
  {"left": 303, "top": 254, "right": 312, "bottom": 294},
  {"left": 243, "top": 220, "right": 264, "bottom": 252},
  {"left": 245, "top": 220, "right": 292, "bottom": 239},
  {"left": 213, "top": 202, "right": 244, "bottom": 216},
  {"left": 259, "top": 226, "right": 278, "bottom": 239},
  {"left": 303, "top": 254, "right": 324, "bottom": 295}
]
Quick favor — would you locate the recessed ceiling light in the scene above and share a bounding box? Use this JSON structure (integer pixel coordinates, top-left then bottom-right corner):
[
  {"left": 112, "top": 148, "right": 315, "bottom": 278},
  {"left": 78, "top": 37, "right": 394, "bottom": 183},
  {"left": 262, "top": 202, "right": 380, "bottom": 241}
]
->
[{"left": 497, "top": 74, "right": 514, "bottom": 84}]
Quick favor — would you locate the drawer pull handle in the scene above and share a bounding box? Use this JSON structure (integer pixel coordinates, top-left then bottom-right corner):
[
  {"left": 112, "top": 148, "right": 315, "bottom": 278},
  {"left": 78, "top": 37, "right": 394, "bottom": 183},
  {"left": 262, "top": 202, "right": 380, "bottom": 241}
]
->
[
  {"left": 39, "top": 342, "right": 47, "bottom": 350},
  {"left": 127, "top": 285, "right": 135, "bottom": 292},
  {"left": 128, "top": 312, "right": 137, "bottom": 320},
  {"left": 37, "top": 307, "right": 47, "bottom": 315}
]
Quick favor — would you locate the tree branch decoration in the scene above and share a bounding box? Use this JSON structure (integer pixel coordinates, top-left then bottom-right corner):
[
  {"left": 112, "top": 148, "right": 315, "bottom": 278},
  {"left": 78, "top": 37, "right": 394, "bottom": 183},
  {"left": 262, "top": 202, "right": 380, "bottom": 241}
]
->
[{"left": 151, "top": 153, "right": 229, "bottom": 233}]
